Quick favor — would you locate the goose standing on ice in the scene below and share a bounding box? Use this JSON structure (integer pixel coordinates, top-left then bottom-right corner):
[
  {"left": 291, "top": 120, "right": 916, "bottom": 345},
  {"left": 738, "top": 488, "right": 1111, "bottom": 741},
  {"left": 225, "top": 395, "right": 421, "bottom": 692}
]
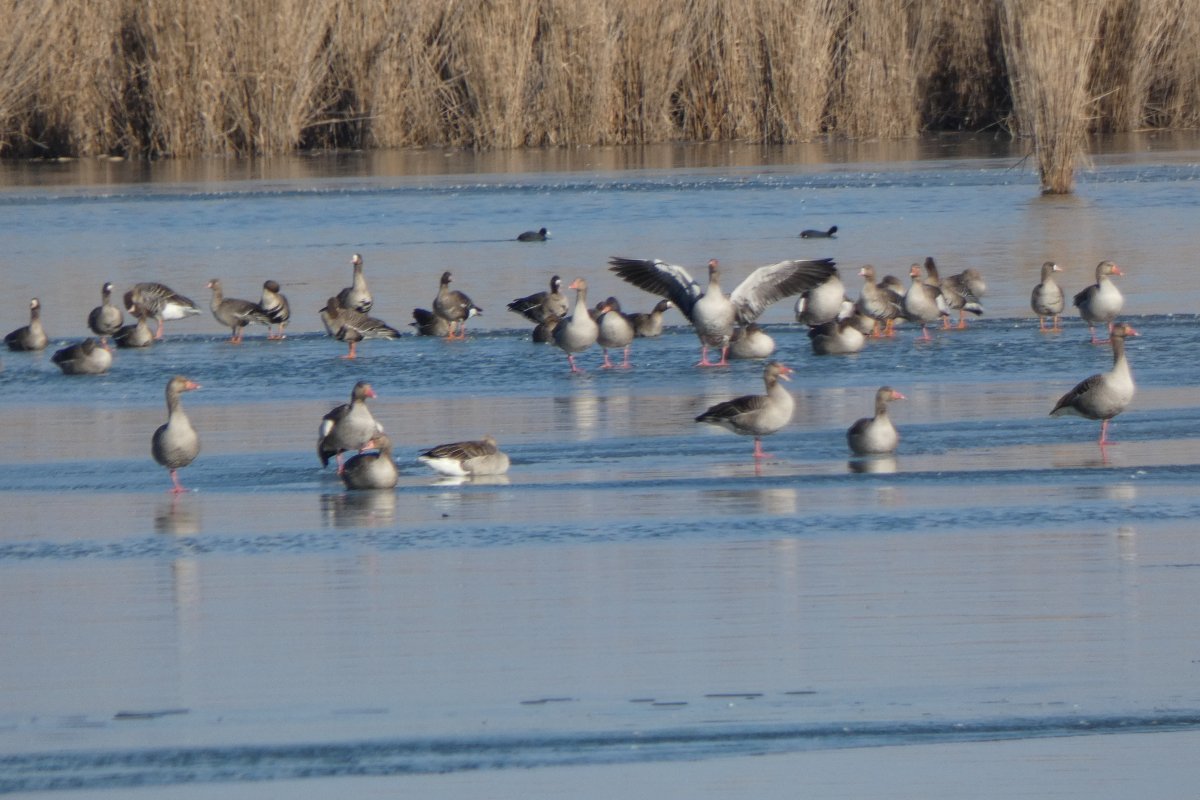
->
[
  {"left": 552, "top": 278, "right": 600, "bottom": 372},
  {"left": 207, "top": 279, "right": 270, "bottom": 343},
  {"left": 794, "top": 269, "right": 846, "bottom": 326},
  {"left": 854, "top": 265, "right": 902, "bottom": 337},
  {"left": 596, "top": 297, "right": 636, "bottom": 368},
  {"left": 318, "top": 381, "right": 383, "bottom": 472},
  {"left": 259, "top": 280, "right": 290, "bottom": 339},
  {"left": 1031, "top": 261, "right": 1065, "bottom": 332},
  {"left": 432, "top": 271, "right": 482, "bottom": 339},
  {"left": 320, "top": 297, "right": 401, "bottom": 359},
  {"left": 5, "top": 298, "right": 48, "bottom": 351},
  {"left": 87, "top": 282, "right": 124, "bottom": 343},
  {"left": 902, "top": 264, "right": 949, "bottom": 341},
  {"left": 336, "top": 253, "right": 373, "bottom": 313},
  {"left": 1051, "top": 321, "right": 1138, "bottom": 445},
  {"left": 923, "top": 257, "right": 983, "bottom": 329},
  {"left": 695, "top": 360, "right": 795, "bottom": 458},
  {"left": 508, "top": 275, "right": 568, "bottom": 325},
  {"left": 628, "top": 299, "right": 673, "bottom": 338},
  {"left": 1073, "top": 260, "right": 1125, "bottom": 344},
  {"left": 847, "top": 386, "right": 906, "bottom": 455},
  {"left": 152, "top": 375, "right": 201, "bottom": 493},
  {"left": 124, "top": 283, "right": 200, "bottom": 340},
  {"left": 609, "top": 256, "right": 836, "bottom": 367}
]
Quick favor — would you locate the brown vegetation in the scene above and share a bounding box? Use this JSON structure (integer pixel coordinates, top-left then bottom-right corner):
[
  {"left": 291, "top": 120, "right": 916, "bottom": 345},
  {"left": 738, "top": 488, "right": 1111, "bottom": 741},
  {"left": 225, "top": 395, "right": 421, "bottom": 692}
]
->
[{"left": 2, "top": 0, "right": 1198, "bottom": 188}]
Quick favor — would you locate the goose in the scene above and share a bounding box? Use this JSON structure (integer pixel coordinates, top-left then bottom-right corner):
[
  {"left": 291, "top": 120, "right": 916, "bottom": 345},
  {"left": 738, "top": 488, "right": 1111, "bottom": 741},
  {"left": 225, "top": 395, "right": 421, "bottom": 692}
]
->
[
  {"left": 51, "top": 337, "right": 113, "bottom": 375},
  {"left": 340, "top": 432, "right": 399, "bottom": 490},
  {"left": 800, "top": 225, "right": 838, "bottom": 238},
  {"left": 628, "top": 299, "right": 673, "bottom": 338},
  {"left": 854, "top": 265, "right": 902, "bottom": 337},
  {"left": 319, "top": 297, "right": 401, "bottom": 359},
  {"left": 552, "top": 278, "right": 600, "bottom": 372},
  {"left": 410, "top": 308, "right": 450, "bottom": 337},
  {"left": 608, "top": 256, "right": 836, "bottom": 366},
  {"left": 259, "top": 280, "right": 290, "bottom": 339},
  {"left": 695, "top": 361, "right": 794, "bottom": 458},
  {"left": 418, "top": 434, "right": 510, "bottom": 477},
  {"left": 124, "top": 283, "right": 200, "bottom": 339},
  {"left": 847, "top": 386, "right": 906, "bottom": 455},
  {"left": 152, "top": 375, "right": 201, "bottom": 493},
  {"left": 532, "top": 313, "right": 561, "bottom": 344},
  {"left": 432, "top": 271, "right": 482, "bottom": 339},
  {"left": 87, "top": 282, "right": 124, "bottom": 342},
  {"left": 923, "top": 257, "right": 983, "bottom": 329},
  {"left": 336, "top": 253, "right": 373, "bottom": 313},
  {"left": 728, "top": 323, "right": 776, "bottom": 359},
  {"left": 1073, "top": 260, "right": 1124, "bottom": 343},
  {"left": 5, "top": 297, "right": 48, "bottom": 351},
  {"left": 1031, "top": 261, "right": 1065, "bottom": 332},
  {"left": 902, "top": 263, "right": 949, "bottom": 341},
  {"left": 113, "top": 307, "right": 154, "bottom": 348},
  {"left": 517, "top": 227, "right": 551, "bottom": 242},
  {"left": 946, "top": 267, "right": 987, "bottom": 326},
  {"left": 507, "top": 275, "right": 568, "bottom": 324},
  {"left": 596, "top": 297, "right": 636, "bottom": 368},
  {"left": 809, "top": 304, "right": 874, "bottom": 355},
  {"left": 1051, "top": 321, "right": 1138, "bottom": 445},
  {"left": 794, "top": 269, "right": 846, "bottom": 326},
  {"left": 318, "top": 381, "right": 383, "bottom": 472},
  {"left": 207, "top": 279, "right": 270, "bottom": 343}
]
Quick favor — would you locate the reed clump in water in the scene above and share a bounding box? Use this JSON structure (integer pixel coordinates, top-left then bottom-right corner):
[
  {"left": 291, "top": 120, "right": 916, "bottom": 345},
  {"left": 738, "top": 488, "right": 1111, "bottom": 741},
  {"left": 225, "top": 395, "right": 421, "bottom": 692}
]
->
[{"left": 2, "top": 0, "right": 1199, "bottom": 185}]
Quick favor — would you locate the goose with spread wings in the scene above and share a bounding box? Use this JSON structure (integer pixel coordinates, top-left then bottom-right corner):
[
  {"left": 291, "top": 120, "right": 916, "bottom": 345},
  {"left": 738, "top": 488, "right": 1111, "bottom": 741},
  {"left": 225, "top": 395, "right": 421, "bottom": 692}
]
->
[{"left": 608, "top": 256, "right": 836, "bottom": 366}]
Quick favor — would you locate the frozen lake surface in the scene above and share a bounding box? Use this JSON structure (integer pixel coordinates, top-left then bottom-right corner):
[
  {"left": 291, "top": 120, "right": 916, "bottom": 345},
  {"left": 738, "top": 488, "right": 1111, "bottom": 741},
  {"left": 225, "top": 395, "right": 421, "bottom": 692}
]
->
[{"left": 1, "top": 136, "right": 1199, "bottom": 795}]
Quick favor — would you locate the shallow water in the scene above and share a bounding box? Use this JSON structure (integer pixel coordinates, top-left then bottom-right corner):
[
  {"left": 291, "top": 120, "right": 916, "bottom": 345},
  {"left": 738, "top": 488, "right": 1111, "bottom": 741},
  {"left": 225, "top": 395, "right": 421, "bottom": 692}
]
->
[{"left": 1, "top": 136, "right": 1200, "bottom": 794}]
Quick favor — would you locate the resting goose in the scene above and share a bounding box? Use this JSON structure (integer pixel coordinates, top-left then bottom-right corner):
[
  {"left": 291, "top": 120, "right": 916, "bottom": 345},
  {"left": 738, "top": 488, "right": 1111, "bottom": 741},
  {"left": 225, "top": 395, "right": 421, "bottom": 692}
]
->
[
  {"left": 847, "top": 386, "right": 906, "bottom": 455},
  {"left": 432, "top": 271, "right": 482, "bottom": 339},
  {"left": 152, "top": 375, "right": 201, "bottom": 493},
  {"left": 552, "top": 278, "right": 600, "bottom": 372},
  {"left": 609, "top": 256, "right": 836, "bottom": 367},
  {"left": 320, "top": 297, "right": 401, "bottom": 359},
  {"left": 87, "top": 282, "right": 124, "bottom": 342},
  {"left": 318, "top": 381, "right": 383, "bottom": 472},
  {"left": 628, "top": 299, "right": 673, "bottom": 338},
  {"left": 336, "top": 253, "right": 373, "bottom": 313},
  {"left": 124, "top": 283, "right": 200, "bottom": 339},
  {"left": 1031, "top": 261, "right": 1065, "bottom": 332},
  {"left": 51, "top": 337, "right": 113, "bottom": 375},
  {"left": 695, "top": 360, "right": 794, "bottom": 458},
  {"left": 1073, "top": 260, "right": 1124, "bottom": 344},
  {"left": 728, "top": 323, "right": 776, "bottom": 360},
  {"left": 5, "top": 297, "right": 48, "bottom": 351},
  {"left": 114, "top": 308, "right": 154, "bottom": 348},
  {"left": 259, "top": 280, "right": 290, "bottom": 339},
  {"left": 418, "top": 434, "right": 510, "bottom": 477},
  {"left": 340, "top": 432, "right": 399, "bottom": 490},
  {"left": 207, "top": 279, "right": 270, "bottom": 343},
  {"left": 1051, "top": 321, "right": 1137, "bottom": 445},
  {"left": 809, "top": 304, "right": 874, "bottom": 355}
]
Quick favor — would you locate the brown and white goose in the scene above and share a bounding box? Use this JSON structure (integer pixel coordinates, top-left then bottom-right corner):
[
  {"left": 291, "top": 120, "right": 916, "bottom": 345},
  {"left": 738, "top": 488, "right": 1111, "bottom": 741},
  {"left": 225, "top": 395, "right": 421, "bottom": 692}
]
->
[
  {"left": 410, "top": 308, "right": 449, "bottom": 337},
  {"left": 259, "top": 280, "right": 290, "bottom": 339},
  {"left": 854, "top": 265, "right": 902, "bottom": 337},
  {"left": 793, "top": 269, "right": 846, "bottom": 326},
  {"left": 418, "top": 434, "right": 510, "bottom": 477},
  {"left": 902, "top": 264, "right": 949, "bottom": 341},
  {"left": 809, "top": 304, "right": 874, "bottom": 355},
  {"left": 695, "top": 361, "right": 795, "bottom": 458},
  {"left": 432, "top": 271, "right": 482, "bottom": 339},
  {"left": 87, "top": 282, "right": 124, "bottom": 342},
  {"left": 5, "top": 297, "right": 48, "bottom": 351},
  {"left": 628, "top": 299, "right": 673, "bottom": 338},
  {"left": 152, "top": 375, "right": 201, "bottom": 493},
  {"left": 946, "top": 267, "right": 987, "bottom": 328},
  {"left": 51, "top": 337, "right": 112, "bottom": 375},
  {"left": 124, "top": 283, "right": 200, "bottom": 339},
  {"left": 508, "top": 275, "right": 568, "bottom": 324},
  {"left": 207, "top": 279, "right": 270, "bottom": 343},
  {"left": 847, "top": 386, "right": 906, "bottom": 455},
  {"left": 552, "top": 278, "right": 600, "bottom": 372},
  {"left": 609, "top": 256, "right": 836, "bottom": 367},
  {"left": 596, "top": 297, "right": 636, "bottom": 368},
  {"left": 728, "top": 323, "right": 776, "bottom": 360},
  {"left": 320, "top": 297, "right": 401, "bottom": 359},
  {"left": 336, "top": 253, "right": 373, "bottom": 313},
  {"left": 114, "top": 308, "right": 154, "bottom": 348},
  {"left": 1031, "top": 261, "right": 1065, "bottom": 332},
  {"left": 923, "top": 257, "right": 983, "bottom": 329},
  {"left": 1073, "top": 260, "right": 1125, "bottom": 344},
  {"left": 340, "top": 432, "right": 399, "bottom": 490},
  {"left": 1051, "top": 321, "right": 1138, "bottom": 445},
  {"left": 318, "top": 381, "right": 383, "bottom": 472}
]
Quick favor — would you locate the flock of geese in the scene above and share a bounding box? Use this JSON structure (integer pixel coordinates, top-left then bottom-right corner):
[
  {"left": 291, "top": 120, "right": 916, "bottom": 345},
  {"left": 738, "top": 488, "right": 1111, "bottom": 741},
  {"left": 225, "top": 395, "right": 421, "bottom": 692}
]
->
[{"left": 1, "top": 238, "right": 1135, "bottom": 492}]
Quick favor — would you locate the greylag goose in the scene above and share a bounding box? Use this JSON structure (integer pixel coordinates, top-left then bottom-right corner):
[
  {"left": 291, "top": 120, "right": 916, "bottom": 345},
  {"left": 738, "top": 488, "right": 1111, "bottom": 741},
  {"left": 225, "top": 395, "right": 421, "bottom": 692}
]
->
[
  {"left": 847, "top": 386, "right": 906, "bottom": 455},
  {"left": 124, "top": 283, "right": 200, "bottom": 339},
  {"left": 1073, "top": 260, "right": 1124, "bottom": 343},
  {"left": 418, "top": 434, "right": 510, "bottom": 477},
  {"left": 87, "top": 282, "right": 123, "bottom": 342},
  {"left": 729, "top": 323, "right": 776, "bottom": 359},
  {"left": 552, "top": 278, "right": 599, "bottom": 372},
  {"left": 507, "top": 275, "right": 568, "bottom": 324},
  {"left": 628, "top": 299, "right": 673, "bottom": 338},
  {"left": 318, "top": 381, "right": 383, "bottom": 472},
  {"left": 207, "top": 279, "right": 270, "bottom": 343},
  {"left": 259, "top": 280, "right": 290, "bottom": 339},
  {"left": 1031, "top": 261, "right": 1065, "bottom": 332},
  {"left": 433, "top": 271, "right": 482, "bottom": 339},
  {"left": 923, "top": 257, "right": 983, "bottom": 329},
  {"left": 152, "top": 375, "right": 201, "bottom": 493},
  {"left": 1051, "top": 321, "right": 1137, "bottom": 445},
  {"left": 320, "top": 297, "right": 401, "bottom": 359},
  {"left": 340, "top": 432, "right": 399, "bottom": 490},
  {"left": 5, "top": 297, "right": 48, "bottom": 351},
  {"left": 114, "top": 308, "right": 154, "bottom": 348},
  {"left": 809, "top": 305, "right": 874, "bottom": 355},
  {"left": 410, "top": 308, "right": 449, "bottom": 337},
  {"left": 794, "top": 269, "right": 846, "bottom": 326},
  {"left": 336, "top": 253, "right": 373, "bottom": 313},
  {"left": 800, "top": 225, "right": 838, "bottom": 238},
  {"left": 517, "top": 227, "right": 551, "bottom": 242},
  {"left": 51, "top": 337, "right": 113, "bottom": 375},
  {"left": 596, "top": 297, "right": 636, "bottom": 368},
  {"left": 902, "top": 264, "right": 949, "bottom": 341},
  {"left": 532, "top": 313, "right": 561, "bottom": 344},
  {"left": 854, "top": 265, "right": 902, "bottom": 337},
  {"left": 608, "top": 256, "right": 836, "bottom": 367},
  {"left": 695, "top": 360, "right": 794, "bottom": 458},
  {"left": 946, "top": 267, "right": 987, "bottom": 327}
]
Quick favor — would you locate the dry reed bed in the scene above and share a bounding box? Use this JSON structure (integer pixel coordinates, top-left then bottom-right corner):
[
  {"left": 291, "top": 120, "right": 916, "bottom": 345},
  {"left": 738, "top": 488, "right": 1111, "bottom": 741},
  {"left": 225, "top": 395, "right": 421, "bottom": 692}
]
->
[{"left": 1, "top": 0, "right": 1198, "bottom": 189}]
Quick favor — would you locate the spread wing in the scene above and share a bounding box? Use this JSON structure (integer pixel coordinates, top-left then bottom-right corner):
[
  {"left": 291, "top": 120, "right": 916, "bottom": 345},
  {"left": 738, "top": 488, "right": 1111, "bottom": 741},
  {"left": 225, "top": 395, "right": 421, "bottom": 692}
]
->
[
  {"left": 730, "top": 259, "right": 837, "bottom": 323},
  {"left": 608, "top": 257, "right": 702, "bottom": 319}
]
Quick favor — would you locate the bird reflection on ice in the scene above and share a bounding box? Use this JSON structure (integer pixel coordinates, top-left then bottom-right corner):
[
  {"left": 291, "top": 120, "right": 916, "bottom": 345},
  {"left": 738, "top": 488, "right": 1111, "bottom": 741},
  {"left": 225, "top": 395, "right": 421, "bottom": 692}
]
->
[
  {"left": 320, "top": 490, "right": 397, "bottom": 528},
  {"left": 848, "top": 456, "right": 898, "bottom": 474}
]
